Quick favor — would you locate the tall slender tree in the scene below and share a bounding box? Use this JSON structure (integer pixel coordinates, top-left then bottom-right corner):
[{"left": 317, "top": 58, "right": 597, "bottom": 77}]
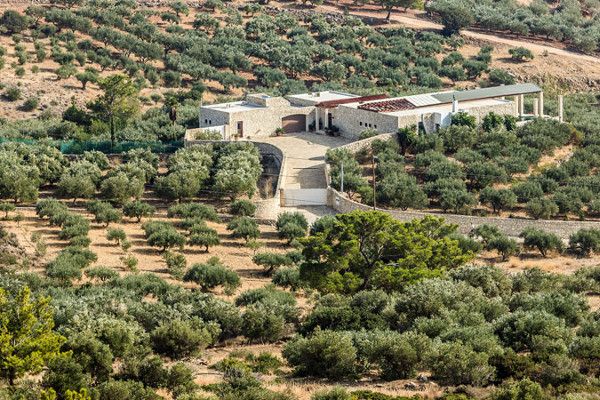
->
[{"left": 87, "top": 75, "right": 139, "bottom": 148}]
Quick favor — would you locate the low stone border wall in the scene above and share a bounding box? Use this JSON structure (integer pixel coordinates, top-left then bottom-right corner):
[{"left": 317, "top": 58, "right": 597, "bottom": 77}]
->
[
  {"left": 328, "top": 184, "right": 600, "bottom": 240},
  {"left": 333, "top": 132, "right": 396, "bottom": 153},
  {"left": 326, "top": 133, "right": 600, "bottom": 240}
]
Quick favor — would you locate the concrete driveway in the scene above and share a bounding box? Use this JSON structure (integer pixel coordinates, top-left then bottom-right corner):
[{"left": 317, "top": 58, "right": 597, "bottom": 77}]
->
[
  {"left": 254, "top": 132, "right": 352, "bottom": 222},
  {"left": 257, "top": 132, "right": 352, "bottom": 189}
]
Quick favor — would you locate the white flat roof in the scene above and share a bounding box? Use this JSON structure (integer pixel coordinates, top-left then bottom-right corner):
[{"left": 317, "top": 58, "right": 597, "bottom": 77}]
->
[
  {"left": 202, "top": 101, "right": 265, "bottom": 113},
  {"left": 287, "top": 91, "right": 359, "bottom": 104}
]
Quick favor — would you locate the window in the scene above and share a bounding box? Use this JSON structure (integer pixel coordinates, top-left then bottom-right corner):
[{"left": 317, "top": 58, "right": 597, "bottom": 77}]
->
[
  {"left": 360, "top": 122, "right": 363, "bottom": 126},
  {"left": 204, "top": 119, "right": 208, "bottom": 124},
  {"left": 209, "top": 120, "right": 212, "bottom": 124},
  {"left": 374, "top": 125, "right": 377, "bottom": 129}
]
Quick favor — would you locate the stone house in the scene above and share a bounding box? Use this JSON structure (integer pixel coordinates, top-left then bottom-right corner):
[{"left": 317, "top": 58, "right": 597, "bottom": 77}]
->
[{"left": 195, "top": 83, "right": 548, "bottom": 140}]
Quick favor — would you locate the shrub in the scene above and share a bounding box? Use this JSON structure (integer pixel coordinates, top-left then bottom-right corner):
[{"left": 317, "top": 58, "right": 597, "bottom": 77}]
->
[
  {"left": 526, "top": 198, "right": 559, "bottom": 220},
  {"left": 283, "top": 330, "right": 357, "bottom": 380},
  {"left": 121, "top": 254, "right": 138, "bottom": 272},
  {"left": 47, "top": 246, "right": 97, "bottom": 282},
  {"left": 20, "top": 97, "right": 39, "bottom": 111},
  {"left": 229, "top": 199, "right": 256, "bottom": 217},
  {"left": 150, "top": 319, "right": 214, "bottom": 358},
  {"left": 3, "top": 86, "right": 21, "bottom": 101},
  {"left": 96, "top": 380, "right": 159, "bottom": 399},
  {"left": 427, "top": 341, "right": 494, "bottom": 386},
  {"left": 312, "top": 387, "right": 352, "bottom": 400},
  {"left": 183, "top": 257, "right": 240, "bottom": 293},
  {"left": 0, "top": 202, "right": 15, "bottom": 219},
  {"left": 235, "top": 285, "right": 298, "bottom": 323},
  {"left": 272, "top": 267, "right": 301, "bottom": 291},
  {"left": 163, "top": 251, "right": 186, "bottom": 279},
  {"left": 488, "top": 69, "right": 515, "bottom": 85},
  {"left": 0, "top": 10, "right": 28, "bottom": 34},
  {"left": 162, "top": 70, "right": 182, "bottom": 87},
  {"left": 242, "top": 306, "right": 285, "bottom": 343},
  {"left": 509, "top": 47, "right": 534, "bottom": 62},
  {"left": 569, "top": 228, "right": 600, "bottom": 257},
  {"left": 85, "top": 266, "right": 118, "bottom": 282},
  {"left": 519, "top": 228, "right": 563, "bottom": 257},
  {"left": 494, "top": 310, "right": 571, "bottom": 356}
]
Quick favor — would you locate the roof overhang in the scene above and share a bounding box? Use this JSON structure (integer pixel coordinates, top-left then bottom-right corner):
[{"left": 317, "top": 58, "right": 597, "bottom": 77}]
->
[
  {"left": 315, "top": 94, "right": 389, "bottom": 108},
  {"left": 432, "top": 83, "right": 542, "bottom": 104}
]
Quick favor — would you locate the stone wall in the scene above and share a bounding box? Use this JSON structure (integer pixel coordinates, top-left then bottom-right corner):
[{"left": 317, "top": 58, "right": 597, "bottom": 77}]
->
[
  {"left": 333, "top": 132, "right": 397, "bottom": 153},
  {"left": 465, "top": 101, "right": 517, "bottom": 123},
  {"left": 329, "top": 187, "right": 599, "bottom": 240},
  {"left": 200, "top": 103, "right": 313, "bottom": 139},
  {"left": 333, "top": 106, "right": 401, "bottom": 139}
]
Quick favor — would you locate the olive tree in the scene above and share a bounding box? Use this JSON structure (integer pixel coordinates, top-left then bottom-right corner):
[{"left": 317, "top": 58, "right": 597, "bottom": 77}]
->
[
  {"left": 520, "top": 228, "right": 563, "bottom": 257},
  {"left": 227, "top": 216, "right": 260, "bottom": 243},
  {"left": 123, "top": 200, "right": 155, "bottom": 222},
  {"left": 183, "top": 257, "right": 240, "bottom": 293},
  {"left": 276, "top": 212, "right": 308, "bottom": 244},
  {"left": 479, "top": 187, "right": 517, "bottom": 214}
]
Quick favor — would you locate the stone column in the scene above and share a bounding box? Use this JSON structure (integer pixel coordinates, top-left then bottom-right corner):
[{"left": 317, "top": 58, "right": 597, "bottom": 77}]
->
[
  {"left": 558, "top": 95, "right": 564, "bottom": 123},
  {"left": 315, "top": 107, "right": 320, "bottom": 131},
  {"left": 519, "top": 94, "right": 524, "bottom": 117},
  {"left": 533, "top": 98, "right": 539, "bottom": 117},
  {"left": 305, "top": 112, "right": 310, "bottom": 132},
  {"left": 513, "top": 95, "right": 519, "bottom": 115},
  {"left": 324, "top": 108, "right": 329, "bottom": 129},
  {"left": 538, "top": 92, "right": 544, "bottom": 117}
]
